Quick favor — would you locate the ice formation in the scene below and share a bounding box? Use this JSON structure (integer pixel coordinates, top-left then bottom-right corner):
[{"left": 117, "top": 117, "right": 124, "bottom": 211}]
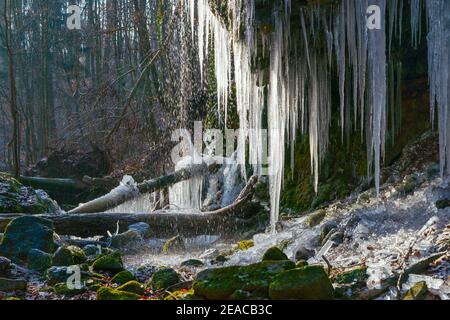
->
[{"left": 180, "top": 0, "right": 449, "bottom": 231}]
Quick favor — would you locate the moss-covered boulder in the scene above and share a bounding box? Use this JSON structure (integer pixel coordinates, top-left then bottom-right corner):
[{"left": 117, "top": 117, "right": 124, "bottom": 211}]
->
[
  {"left": 53, "top": 282, "right": 86, "bottom": 296},
  {"left": 305, "top": 209, "right": 327, "bottom": 228},
  {"left": 181, "top": 259, "right": 204, "bottom": 268},
  {"left": 333, "top": 266, "right": 368, "bottom": 290},
  {"left": 403, "top": 281, "right": 428, "bottom": 300},
  {"left": 92, "top": 252, "right": 123, "bottom": 273},
  {"left": 0, "top": 173, "right": 60, "bottom": 214},
  {"left": 28, "top": 249, "right": 53, "bottom": 271},
  {"left": 148, "top": 268, "right": 181, "bottom": 291},
  {"left": 46, "top": 265, "right": 92, "bottom": 286},
  {"left": 53, "top": 246, "right": 86, "bottom": 266},
  {"left": 0, "top": 256, "right": 11, "bottom": 276},
  {"left": 117, "top": 281, "right": 146, "bottom": 296},
  {"left": 0, "top": 277, "right": 27, "bottom": 292},
  {"left": 269, "top": 265, "right": 334, "bottom": 300},
  {"left": 0, "top": 216, "right": 56, "bottom": 262},
  {"left": 262, "top": 247, "right": 289, "bottom": 261},
  {"left": 96, "top": 286, "right": 140, "bottom": 300},
  {"left": 111, "top": 270, "right": 136, "bottom": 285},
  {"left": 194, "top": 260, "right": 296, "bottom": 300}
]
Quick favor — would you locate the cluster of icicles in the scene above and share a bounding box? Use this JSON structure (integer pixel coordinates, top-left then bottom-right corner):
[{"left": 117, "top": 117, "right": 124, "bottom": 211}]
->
[{"left": 180, "top": 0, "right": 449, "bottom": 233}]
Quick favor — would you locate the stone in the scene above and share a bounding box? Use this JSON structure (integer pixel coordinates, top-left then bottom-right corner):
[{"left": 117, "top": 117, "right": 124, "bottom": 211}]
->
[
  {"left": 296, "top": 260, "right": 308, "bottom": 268},
  {"left": 161, "top": 235, "right": 185, "bottom": 254},
  {"left": 0, "top": 277, "right": 27, "bottom": 292},
  {"left": 294, "top": 246, "right": 315, "bottom": 262},
  {"left": 319, "top": 222, "right": 338, "bottom": 245},
  {"left": 28, "top": 249, "right": 53, "bottom": 272},
  {"left": 83, "top": 244, "right": 101, "bottom": 257},
  {"left": 127, "top": 223, "right": 151, "bottom": 238},
  {"left": 117, "top": 281, "right": 146, "bottom": 296},
  {"left": 46, "top": 265, "right": 92, "bottom": 286},
  {"left": 333, "top": 266, "right": 368, "bottom": 290},
  {"left": 193, "top": 261, "right": 296, "bottom": 300},
  {"left": 111, "top": 270, "right": 136, "bottom": 285},
  {"left": 96, "top": 286, "right": 140, "bottom": 300},
  {"left": 0, "top": 216, "right": 56, "bottom": 262},
  {"left": 110, "top": 230, "right": 144, "bottom": 249},
  {"left": 53, "top": 283, "right": 86, "bottom": 296},
  {"left": 53, "top": 245, "right": 86, "bottom": 266},
  {"left": 148, "top": 268, "right": 181, "bottom": 291},
  {"left": 199, "top": 248, "right": 220, "bottom": 260},
  {"left": 261, "top": 247, "right": 289, "bottom": 261},
  {"left": 0, "top": 256, "right": 12, "bottom": 276},
  {"left": 305, "top": 209, "right": 327, "bottom": 228},
  {"left": 92, "top": 252, "right": 123, "bottom": 273},
  {"left": 237, "top": 240, "right": 254, "bottom": 251},
  {"left": 180, "top": 259, "right": 204, "bottom": 268},
  {"left": 134, "top": 265, "right": 157, "bottom": 283},
  {"left": 403, "top": 281, "right": 428, "bottom": 300},
  {"left": 269, "top": 265, "right": 334, "bottom": 300}
]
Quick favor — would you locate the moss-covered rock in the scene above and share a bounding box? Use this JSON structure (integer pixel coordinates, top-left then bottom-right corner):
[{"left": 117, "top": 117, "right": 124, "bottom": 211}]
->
[
  {"left": 0, "top": 256, "right": 11, "bottom": 276},
  {"left": 28, "top": 249, "right": 53, "bottom": 271},
  {"left": 96, "top": 286, "right": 140, "bottom": 300},
  {"left": 148, "top": 268, "right": 181, "bottom": 291},
  {"left": 262, "top": 247, "right": 289, "bottom": 261},
  {"left": 111, "top": 270, "right": 136, "bottom": 285},
  {"left": 53, "top": 282, "right": 86, "bottom": 296},
  {"left": 53, "top": 245, "right": 86, "bottom": 266},
  {"left": 0, "top": 173, "right": 60, "bottom": 214},
  {"left": 435, "top": 199, "right": 450, "bottom": 209},
  {"left": 237, "top": 240, "right": 254, "bottom": 251},
  {"left": 92, "top": 252, "right": 123, "bottom": 273},
  {"left": 296, "top": 260, "right": 308, "bottom": 268},
  {"left": 0, "top": 216, "right": 56, "bottom": 262},
  {"left": 269, "top": 265, "right": 334, "bottom": 300},
  {"left": 193, "top": 260, "right": 296, "bottom": 300},
  {"left": 305, "top": 209, "right": 327, "bottom": 228},
  {"left": 46, "top": 265, "right": 92, "bottom": 286},
  {"left": 333, "top": 266, "right": 368, "bottom": 290},
  {"left": 117, "top": 281, "right": 146, "bottom": 296},
  {"left": 403, "top": 281, "right": 428, "bottom": 300},
  {"left": 164, "top": 289, "right": 195, "bottom": 300},
  {"left": 180, "top": 259, "right": 204, "bottom": 268},
  {"left": 161, "top": 235, "right": 185, "bottom": 254},
  {"left": 83, "top": 244, "right": 101, "bottom": 257},
  {"left": 0, "top": 277, "right": 27, "bottom": 292}
]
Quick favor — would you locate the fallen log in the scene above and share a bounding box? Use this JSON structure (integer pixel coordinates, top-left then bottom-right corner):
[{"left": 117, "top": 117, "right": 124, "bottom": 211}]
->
[
  {"left": 20, "top": 176, "right": 88, "bottom": 191},
  {"left": 69, "top": 162, "right": 221, "bottom": 214},
  {"left": 0, "top": 176, "right": 259, "bottom": 238}
]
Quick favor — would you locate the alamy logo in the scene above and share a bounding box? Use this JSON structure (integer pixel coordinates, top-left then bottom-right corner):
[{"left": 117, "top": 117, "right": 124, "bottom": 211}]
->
[
  {"left": 367, "top": 5, "right": 382, "bottom": 30},
  {"left": 67, "top": 5, "right": 81, "bottom": 30}
]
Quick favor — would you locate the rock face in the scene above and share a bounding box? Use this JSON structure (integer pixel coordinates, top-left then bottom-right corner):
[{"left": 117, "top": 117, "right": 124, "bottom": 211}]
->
[
  {"left": 0, "top": 216, "right": 56, "bottom": 262},
  {"left": 269, "top": 265, "right": 334, "bottom": 300},
  {"left": 194, "top": 261, "right": 296, "bottom": 300},
  {"left": 0, "top": 173, "right": 60, "bottom": 214}
]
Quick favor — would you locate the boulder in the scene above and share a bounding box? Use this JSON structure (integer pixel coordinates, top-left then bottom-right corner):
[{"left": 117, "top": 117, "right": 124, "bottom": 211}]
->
[
  {"left": 53, "top": 246, "right": 86, "bottom": 266},
  {"left": 181, "top": 259, "right": 204, "bottom": 268},
  {"left": 0, "top": 256, "right": 11, "bottom": 276},
  {"left": 305, "top": 209, "right": 327, "bottom": 228},
  {"left": 0, "top": 216, "right": 56, "bottom": 262},
  {"left": 262, "top": 247, "right": 289, "bottom": 261},
  {"left": 110, "top": 230, "right": 143, "bottom": 249},
  {"left": 46, "top": 266, "right": 92, "bottom": 286},
  {"left": 28, "top": 249, "right": 53, "bottom": 272},
  {"left": 92, "top": 252, "right": 123, "bottom": 273},
  {"left": 53, "top": 282, "right": 86, "bottom": 296},
  {"left": 148, "top": 268, "right": 181, "bottom": 291},
  {"left": 193, "top": 260, "right": 296, "bottom": 300},
  {"left": 96, "top": 286, "right": 140, "bottom": 300},
  {"left": 0, "top": 277, "right": 27, "bottom": 292},
  {"left": 117, "top": 281, "right": 146, "bottom": 296},
  {"left": 269, "top": 265, "right": 334, "bottom": 300},
  {"left": 127, "top": 223, "right": 151, "bottom": 238},
  {"left": 111, "top": 270, "right": 136, "bottom": 285},
  {"left": 294, "top": 246, "right": 315, "bottom": 261},
  {"left": 83, "top": 244, "right": 101, "bottom": 257}
]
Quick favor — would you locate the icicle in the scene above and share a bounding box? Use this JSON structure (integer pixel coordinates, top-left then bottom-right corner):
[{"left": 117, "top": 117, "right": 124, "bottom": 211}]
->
[{"left": 410, "top": 0, "right": 422, "bottom": 49}]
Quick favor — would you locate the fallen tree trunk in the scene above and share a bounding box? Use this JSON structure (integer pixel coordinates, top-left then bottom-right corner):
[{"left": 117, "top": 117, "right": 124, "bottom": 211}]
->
[
  {"left": 69, "top": 162, "right": 220, "bottom": 214},
  {"left": 20, "top": 176, "right": 88, "bottom": 191},
  {"left": 0, "top": 176, "right": 259, "bottom": 238}
]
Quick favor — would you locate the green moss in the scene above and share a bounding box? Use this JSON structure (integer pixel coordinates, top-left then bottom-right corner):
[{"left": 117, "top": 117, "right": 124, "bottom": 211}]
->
[
  {"left": 117, "top": 281, "right": 146, "bottom": 296},
  {"left": 53, "top": 283, "right": 85, "bottom": 296},
  {"left": 92, "top": 252, "right": 123, "bottom": 273},
  {"left": 0, "top": 277, "right": 27, "bottom": 292},
  {"left": 333, "top": 266, "right": 369, "bottom": 290},
  {"left": 111, "top": 270, "right": 135, "bottom": 285},
  {"left": 237, "top": 240, "right": 255, "bottom": 251},
  {"left": 261, "top": 247, "right": 289, "bottom": 261},
  {"left": 96, "top": 286, "right": 140, "bottom": 300},
  {"left": 435, "top": 199, "right": 450, "bottom": 210},
  {"left": 305, "top": 209, "right": 327, "bottom": 228},
  {"left": 193, "top": 260, "right": 296, "bottom": 300},
  {"left": 148, "top": 268, "right": 181, "bottom": 291},
  {"left": 269, "top": 265, "right": 335, "bottom": 300},
  {"left": 403, "top": 281, "right": 428, "bottom": 300},
  {"left": 28, "top": 249, "right": 53, "bottom": 272},
  {"left": 52, "top": 245, "right": 86, "bottom": 266}
]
